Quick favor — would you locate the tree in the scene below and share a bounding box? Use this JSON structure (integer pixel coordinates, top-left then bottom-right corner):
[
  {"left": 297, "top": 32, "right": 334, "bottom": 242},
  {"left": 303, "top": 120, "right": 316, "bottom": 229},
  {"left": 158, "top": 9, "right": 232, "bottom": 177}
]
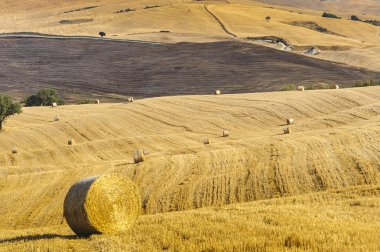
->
[
  {"left": 266, "top": 16, "right": 271, "bottom": 22},
  {"left": 24, "top": 88, "right": 64, "bottom": 107},
  {"left": 99, "top": 31, "right": 106, "bottom": 38},
  {"left": 351, "top": 15, "right": 361, "bottom": 21},
  {"left": 0, "top": 94, "right": 22, "bottom": 131}
]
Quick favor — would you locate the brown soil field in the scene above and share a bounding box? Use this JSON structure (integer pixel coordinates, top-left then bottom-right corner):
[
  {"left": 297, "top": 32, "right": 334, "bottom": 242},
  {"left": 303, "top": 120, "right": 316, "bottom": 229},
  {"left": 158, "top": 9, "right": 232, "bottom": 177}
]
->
[{"left": 1, "top": 37, "right": 379, "bottom": 102}]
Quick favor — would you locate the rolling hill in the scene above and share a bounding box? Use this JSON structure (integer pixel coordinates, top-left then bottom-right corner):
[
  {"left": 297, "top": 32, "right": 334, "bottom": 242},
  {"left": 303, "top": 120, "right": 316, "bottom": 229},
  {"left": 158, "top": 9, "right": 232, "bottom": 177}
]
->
[
  {"left": 0, "top": 87, "right": 379, "bottom": 250},
  {"left": 0, "top": 38, "right": 379, "bottom": 102},
  {"left": 0, "top": 0, "right": 379, "bottom": 71}
]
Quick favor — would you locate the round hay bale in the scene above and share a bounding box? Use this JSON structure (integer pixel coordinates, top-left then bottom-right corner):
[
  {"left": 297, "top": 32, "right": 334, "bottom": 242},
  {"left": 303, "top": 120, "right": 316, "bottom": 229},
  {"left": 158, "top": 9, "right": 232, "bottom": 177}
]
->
[
  {"left": 203, "top": 138, "right": 210, "bottom": 144},
  {"left": 54, "top": 115, "right": 60, "bottom": 122},
  {"left": 68, "top": 138, "right": 74, "bottom": 145},
  {"left": 335, "top": 85, "right": 340, "bottom": 90},
  {"left": 298, "top": 86, "right": 305, "bottom": 91},
  {"left": 96, "top": 99, "right": 100, "bottom": 104},
  {"left": 133, "top": 150, "right": 145, "bottom": 163},
  {"left": 215, "top": 90, "right": 221, "bottom": 95},
  {"left": 52, "top": 102, "right": 58, "bottom": 108},
  {"left": 283, "top": 127, "right": 291, "bottom": 134},
  {"left": 64, "top": 174, "right": 141, "bottom": 236},
  {"left": 128, "top": 97, "right": 134, "bottom": 103},
  {"left": 223, "top": 130, "right": 229, "bottom": 137},
  {"left": 287, "top": 118, "right": 295, "bottom": 125},
  {"left": 12, "top": 147, "right": 17, "bottom": 154},
  {"left": 143, "top": 149, "right": 150, "bottom": 155}
]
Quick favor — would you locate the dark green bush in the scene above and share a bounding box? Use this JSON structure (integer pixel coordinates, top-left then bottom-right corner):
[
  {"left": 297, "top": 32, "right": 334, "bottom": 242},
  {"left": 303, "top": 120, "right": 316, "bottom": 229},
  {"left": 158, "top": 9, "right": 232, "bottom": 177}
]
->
[
  {"left": 24, "top": 88, "right": 64, "bottom": 107},
  {"left": 322, "top": 12, "right": 341, "bottom": 19}
]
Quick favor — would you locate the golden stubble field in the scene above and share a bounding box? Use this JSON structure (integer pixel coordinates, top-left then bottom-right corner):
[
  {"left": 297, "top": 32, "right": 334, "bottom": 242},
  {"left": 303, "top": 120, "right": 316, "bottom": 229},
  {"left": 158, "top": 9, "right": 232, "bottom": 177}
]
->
[
  {"left": 0, "top": 0, "right": 380, "bottom": 70},
  {"left": 0, "top": 87, "right": 379, "bottom": 251}
]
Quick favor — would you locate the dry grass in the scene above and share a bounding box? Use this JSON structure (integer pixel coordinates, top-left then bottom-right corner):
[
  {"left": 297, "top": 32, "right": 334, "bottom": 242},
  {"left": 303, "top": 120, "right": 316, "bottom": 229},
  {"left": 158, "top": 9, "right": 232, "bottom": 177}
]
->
[
  {"left": 0, "top": 87, "right": 379, "bottom": 250},
  {"left": 0, "top": 185, "right": 379, "bottom": 251}
]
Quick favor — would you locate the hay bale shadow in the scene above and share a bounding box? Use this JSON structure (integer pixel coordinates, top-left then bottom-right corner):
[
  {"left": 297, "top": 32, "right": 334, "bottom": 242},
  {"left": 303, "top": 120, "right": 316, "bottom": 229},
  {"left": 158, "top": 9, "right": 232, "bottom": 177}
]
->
[{"left": 0, "top": 234, "right": 80, "bottom": 244}]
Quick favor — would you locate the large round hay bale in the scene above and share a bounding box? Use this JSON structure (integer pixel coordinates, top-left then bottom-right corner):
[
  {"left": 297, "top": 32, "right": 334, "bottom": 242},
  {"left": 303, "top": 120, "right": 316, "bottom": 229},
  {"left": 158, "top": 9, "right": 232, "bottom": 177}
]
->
[
  {"left": 64, "top": 174, "right": 141, "bottom": 236},
  {"left": 287, "top": 118, "right": 295, "bottom": 125},
  {"left": 298, "top": 86, "right": 305, "bottom": 91},
  {"left": 128, "top": 97, "right": 134, "bottom": 103},
  {"left": 215, "top": 90, "right": 221, "bottom": 95},
  {"left": 96, "top": 99, "right": 100, "bottom": 104},
  {"left": 203, "top": 138, "right": 210, "bottom": 144},
  {"left": 133, "top": 150, "right": 145, "bottom": 163},
  {"left": 12, "top": 147, "right": 18, "bottom": 154},
  {"left": 335, "top": 85, "right": 340, "bottom": 90},
  {"left": 52, "top": 102, "right": 58, "bottom": 107},
  {"left": 54, "top": 115, "right": 60, "bottom": 122}
]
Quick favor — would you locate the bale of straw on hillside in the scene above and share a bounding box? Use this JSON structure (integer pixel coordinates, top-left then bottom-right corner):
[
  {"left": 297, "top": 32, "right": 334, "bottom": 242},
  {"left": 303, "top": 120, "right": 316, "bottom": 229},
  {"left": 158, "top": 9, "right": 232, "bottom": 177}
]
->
[
  {"left": 223, "top": 130, "right": 229, "bottom": 137},
  {"left": 128, "top": 97, "right": 134, "bottom": 103},
  {"left": 133, "top": 150, "right": 145, "bottom": 163},
  {"left": 298, "top": 86, "right": 305, "bottom": 91},
  {"left": 335, "top": 85, "right": 340, "bottom": 89},
  {"left": 143, "top": 149, "right": 150, "bottom": 155},
  {"left": 68, "top": 138, "right": 74, "bottom": 145},
  {"left": 203, "top": 138, "right": 210, "bottom": 144},
  {"left": 12, "top": 147, "right": 17, "bottom": 154},
  {"left": 287, "top": 118, "right": 295, "bottom": 125},
  {"left": 54, "top": 115, "right": 60, "bottom": 122},
  {"left": 52, "top": 102, "right": 58, "bottom": 107},
  {"left": 96, "top": 99, "right": 100, "bottom": 104},
  {"left": 215, "top": 90, "right": 221, "bottom": 95},
  {"left": 64, "top": 174, "right": 141, "bottom": 236},
  {"left": 283, "top": 127, "right": 291, "bottom": 134}
]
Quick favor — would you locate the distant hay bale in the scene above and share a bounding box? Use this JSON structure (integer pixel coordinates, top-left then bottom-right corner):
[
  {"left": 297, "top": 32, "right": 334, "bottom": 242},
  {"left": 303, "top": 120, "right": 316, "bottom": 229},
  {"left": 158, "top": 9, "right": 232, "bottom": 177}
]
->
[
  {"left": 12, "top": 147, "right": 17, "bottom": 154},
  {"left": 215, "top": 90, "right": 221, "bottom": 95},
  {"left": 133, "top": 149, "right": 145, "bottom": 163},
  {"left": 96, "top": 99, "right": 100, "bottom": 104},
  {"left": 335, "top": 85, "right": 340, "bottom": 89},
  {"left": 298, "top": 86, "right": 305, "bottom": 91},
  {"left": 63, "top": 174, "right": 141, "bottom": 236},
  {"left": 68, "top": 138, "right": 74, "bottom": 145},
  {"left": 203, "top": 138, "right": 210, "bottom": 144},
  {"left": 54, "top": 115, "right": 60, "bottom": 121},
  {"left": 283, "top": 127, "right": 291, "bottom": 134},
  {"left": 128, "top": 97, "right": 134, "bottom": 103},
  {"left": 52, "top": 102, "right": 58, "bottom": 107},
  {"left": 143, "top": 149, "right": 150, "bottom": 155},
  {"left": 287, "top": 118, "right": 295, "bottom": 125},
  {"left": 223, "top": 130, "right": 229, "bottom": 137}
]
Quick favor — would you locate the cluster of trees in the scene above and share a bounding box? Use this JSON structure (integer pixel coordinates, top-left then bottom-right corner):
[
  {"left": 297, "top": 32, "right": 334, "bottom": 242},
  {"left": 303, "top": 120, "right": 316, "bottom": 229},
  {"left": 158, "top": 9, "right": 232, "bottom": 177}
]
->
[
  {"left": 322, "top": 12, "right": 341, "bottom": 19},
  {"left": 24, "top": 88, "right": 64, "bottom": 107},
  {"left": 0, "top": 88, "right": 64, "bottom": 131}
]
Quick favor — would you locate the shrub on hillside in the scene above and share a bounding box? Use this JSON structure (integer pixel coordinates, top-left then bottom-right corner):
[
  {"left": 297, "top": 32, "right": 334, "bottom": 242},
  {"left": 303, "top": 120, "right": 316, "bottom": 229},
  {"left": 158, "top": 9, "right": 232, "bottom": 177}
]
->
[
  {"left": 322, "top": 12, "right": 341, "bottom": 19},
  {"left": 353, "top": 80, "right": 380, "bottom": 87},
  {"left": 0, "top": 94, "right": 22, "bottom": 131},
  {"left": 280, "top": 84, "right": 296, "bottom": 91},
  {"left": 351, "top": 15, "right": 361, "bottom": 21},
  {"left": 24, "top": 88, "right": 64, "bottom": 107}
]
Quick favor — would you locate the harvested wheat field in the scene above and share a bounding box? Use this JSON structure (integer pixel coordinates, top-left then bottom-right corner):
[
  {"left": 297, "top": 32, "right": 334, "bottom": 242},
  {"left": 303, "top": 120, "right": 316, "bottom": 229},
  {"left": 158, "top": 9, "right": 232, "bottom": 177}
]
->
[{"left": 0, "top": 87, "right": 379, "bottom": 250}]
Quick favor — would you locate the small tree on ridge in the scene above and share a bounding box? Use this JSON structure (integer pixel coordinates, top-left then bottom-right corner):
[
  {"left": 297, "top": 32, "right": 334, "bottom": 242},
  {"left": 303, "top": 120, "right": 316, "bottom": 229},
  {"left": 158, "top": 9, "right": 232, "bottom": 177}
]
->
[{"left": 0, "top": 94, "right": 22, "bottom": 131}]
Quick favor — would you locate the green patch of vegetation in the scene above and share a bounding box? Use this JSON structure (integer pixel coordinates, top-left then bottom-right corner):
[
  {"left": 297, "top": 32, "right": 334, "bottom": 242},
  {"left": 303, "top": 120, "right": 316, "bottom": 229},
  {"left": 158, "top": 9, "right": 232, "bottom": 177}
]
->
[
  {"left": 279, "top": 84, "right": 296, "bottom": 91},
  {"left": 24, "top": 88, "right": 64, "bottom": 107},
  {"left": 305, "top": 83, "right": 331, "bottom": 90},
  {"left": 78, "top": 100, "right": 98, "bottom": 105},
  {"left": 353, "top": 80, "right": 380, "bottom": 87},
  {"left": 115, "top": 8, "right": 135, "bottom": 14},
  {"left": 0, "top": 94, "right": 22, "bottom": 131},
  {"left": 322, "top": 12, "right": 341, "bottom": 19},
  {"left": 145, "top": 5, "right": 160, "bottom": 9}
]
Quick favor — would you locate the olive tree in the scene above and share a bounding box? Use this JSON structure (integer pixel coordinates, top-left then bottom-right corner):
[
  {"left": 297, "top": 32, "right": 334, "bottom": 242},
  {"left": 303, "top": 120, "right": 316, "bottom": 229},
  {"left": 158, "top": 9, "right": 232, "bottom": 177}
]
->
[{"left": 0, "top": 94, "right": 22, "bottom": 131}]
